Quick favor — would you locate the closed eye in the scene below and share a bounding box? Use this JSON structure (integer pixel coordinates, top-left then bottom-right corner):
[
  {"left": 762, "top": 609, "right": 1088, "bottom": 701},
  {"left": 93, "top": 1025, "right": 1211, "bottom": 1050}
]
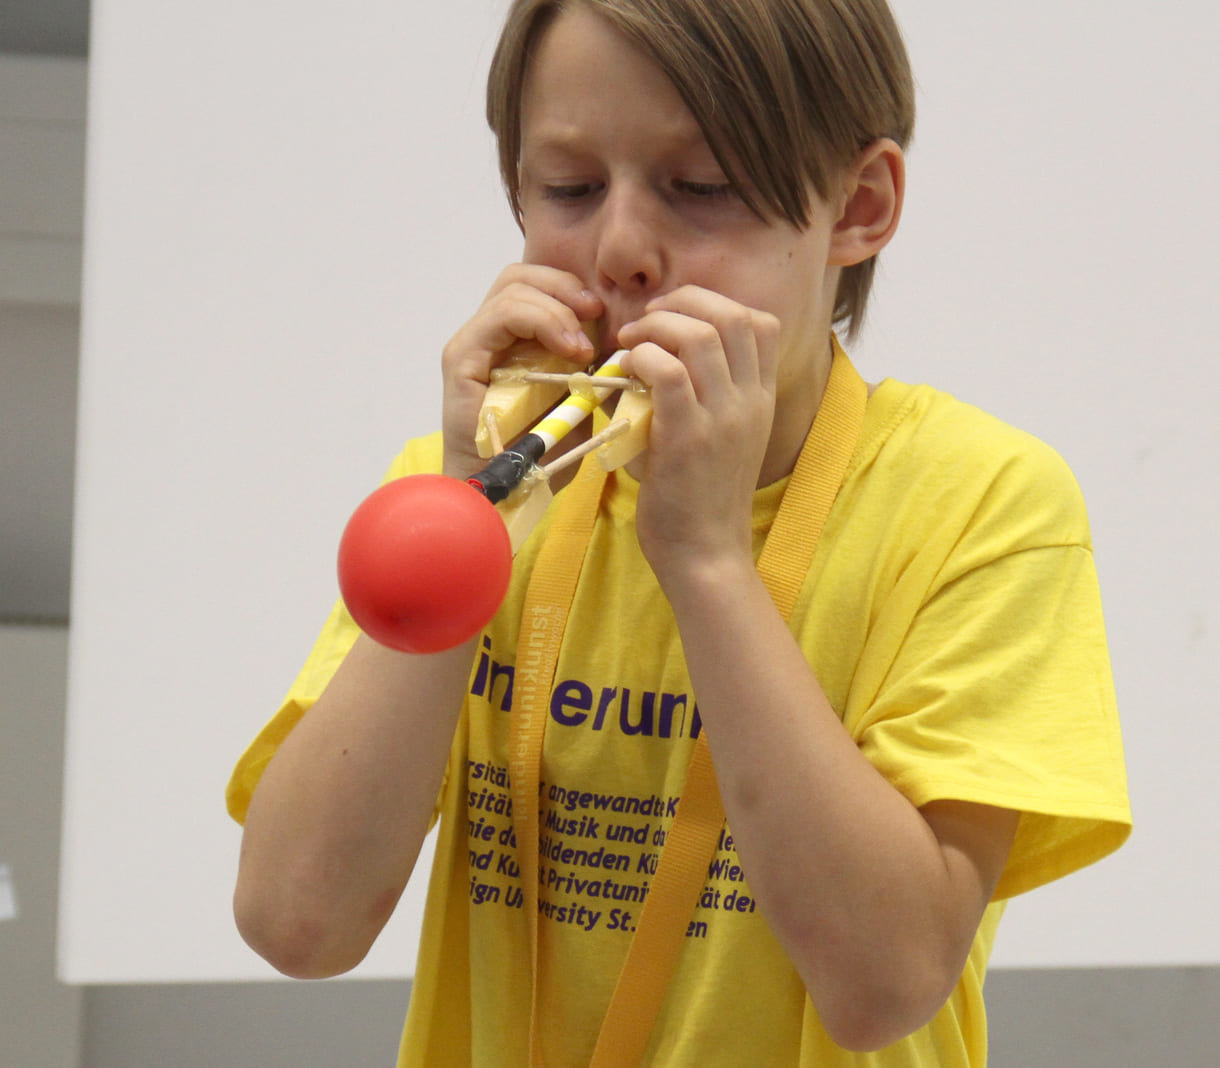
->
[
  {"left": 542, "top": 182, "right": 603, "bottom": 202},
  {"left": 674, "top": 179, "right": 737, "bottom": 200}
]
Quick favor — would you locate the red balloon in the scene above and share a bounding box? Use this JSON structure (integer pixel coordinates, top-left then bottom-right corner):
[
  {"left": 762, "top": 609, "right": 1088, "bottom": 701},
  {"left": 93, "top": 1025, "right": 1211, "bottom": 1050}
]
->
[{"left": 337, "top": 474, "right": 512, "bottom": 654}]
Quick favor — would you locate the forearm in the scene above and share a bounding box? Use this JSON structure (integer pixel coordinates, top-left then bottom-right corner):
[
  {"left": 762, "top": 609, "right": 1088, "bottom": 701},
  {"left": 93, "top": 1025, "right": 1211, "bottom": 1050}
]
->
[
  {"left": 233, "top": 633, "right": 473, "bottom": 978},
  {"left": 664, "top": 555, "right": 1003, "bottom": 1048}
]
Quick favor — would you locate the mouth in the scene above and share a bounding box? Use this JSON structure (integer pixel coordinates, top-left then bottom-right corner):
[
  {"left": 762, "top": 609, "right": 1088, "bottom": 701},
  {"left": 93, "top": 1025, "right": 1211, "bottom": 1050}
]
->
[{"left": 594, "top": 316, "right": 638, "bottom": 360}]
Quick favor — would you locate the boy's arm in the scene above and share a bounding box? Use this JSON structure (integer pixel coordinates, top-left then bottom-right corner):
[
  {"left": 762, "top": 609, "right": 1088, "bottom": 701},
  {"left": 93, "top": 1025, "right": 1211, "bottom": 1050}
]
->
[
  {"left": 663, "top": 554, "right": 1018, "bottom": 1053},
  {"left": 234, "top": 262, "right": 602, "bottom": 978},
  {"left": 621, "top": 287, "right": 1018, "bottom": 1051},
  {"left": 232, "top": 634, "right": 472, "bottom": 978}
]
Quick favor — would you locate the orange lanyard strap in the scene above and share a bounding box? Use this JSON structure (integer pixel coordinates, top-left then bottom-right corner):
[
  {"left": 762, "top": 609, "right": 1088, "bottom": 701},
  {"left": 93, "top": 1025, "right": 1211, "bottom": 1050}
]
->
[
  {"left": 508, "top": 456, "right": 610, "bottom": 1067},
  {"left": 509, "top": 346, "right": 867, "bottom": 1066}
]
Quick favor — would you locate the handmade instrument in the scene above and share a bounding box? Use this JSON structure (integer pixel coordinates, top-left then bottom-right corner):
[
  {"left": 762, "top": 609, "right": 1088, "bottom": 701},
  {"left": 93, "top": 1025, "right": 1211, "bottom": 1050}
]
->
[{"left": 337, "top": 343, "right": 653, "bottom": 653}]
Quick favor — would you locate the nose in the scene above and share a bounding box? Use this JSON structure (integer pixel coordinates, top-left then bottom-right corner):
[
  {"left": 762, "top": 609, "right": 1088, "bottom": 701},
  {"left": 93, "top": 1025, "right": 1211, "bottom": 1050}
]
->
[{"left": 594, "top": 183, "right": 665, "bottom": 298}]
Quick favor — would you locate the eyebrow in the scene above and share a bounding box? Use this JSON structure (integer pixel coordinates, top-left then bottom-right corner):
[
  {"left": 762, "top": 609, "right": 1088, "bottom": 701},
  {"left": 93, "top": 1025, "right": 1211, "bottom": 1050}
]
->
[
  {"left": 520, "top": 126, "right": 587, "bottom": 156},
  {"left": 521, "top": 122, "right": 718, "bottom": 162}
]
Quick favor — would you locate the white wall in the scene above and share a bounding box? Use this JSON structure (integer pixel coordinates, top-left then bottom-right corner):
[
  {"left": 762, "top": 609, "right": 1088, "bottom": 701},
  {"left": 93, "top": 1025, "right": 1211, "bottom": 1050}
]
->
[
  {"left": 858, "top": 3, "right": 1220, "bottom": 970},
  {"left": 60, "top": 0, "right": 1220, "bottom": 985}
]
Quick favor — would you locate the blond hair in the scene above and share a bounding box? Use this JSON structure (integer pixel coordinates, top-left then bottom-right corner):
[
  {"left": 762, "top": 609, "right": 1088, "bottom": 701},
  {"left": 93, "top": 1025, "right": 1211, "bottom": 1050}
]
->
[{"left": 487, "top": 0, "right": 914, "bottom": 339}]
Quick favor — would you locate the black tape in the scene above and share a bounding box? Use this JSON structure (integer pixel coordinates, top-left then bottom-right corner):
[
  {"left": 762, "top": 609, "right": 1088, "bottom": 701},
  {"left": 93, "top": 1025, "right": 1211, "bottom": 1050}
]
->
[{"left": 466, "top": 434, "right": 547, "bottom": 504}]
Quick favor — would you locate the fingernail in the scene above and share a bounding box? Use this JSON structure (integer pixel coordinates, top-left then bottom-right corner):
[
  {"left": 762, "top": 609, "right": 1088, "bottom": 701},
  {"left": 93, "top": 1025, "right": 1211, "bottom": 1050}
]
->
[{"left": 564, "top": 330, "right": 592, "bottom": 352}]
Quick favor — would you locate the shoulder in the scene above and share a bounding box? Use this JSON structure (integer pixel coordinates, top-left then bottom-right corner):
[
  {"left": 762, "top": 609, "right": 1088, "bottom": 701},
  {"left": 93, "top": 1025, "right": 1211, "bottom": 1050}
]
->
[
  {"left": 860, "top": 379, "right": 1075, "bottom": 488},
  {"left": 849, "top": 380, "right": 1093, "bottom": 556}
]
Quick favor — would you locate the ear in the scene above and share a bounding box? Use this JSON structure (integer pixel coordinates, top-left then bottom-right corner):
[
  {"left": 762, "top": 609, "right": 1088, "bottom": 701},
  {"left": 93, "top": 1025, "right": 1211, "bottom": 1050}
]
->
[{"left": 828, "top": 139, "right": 905, "bottom": 267}]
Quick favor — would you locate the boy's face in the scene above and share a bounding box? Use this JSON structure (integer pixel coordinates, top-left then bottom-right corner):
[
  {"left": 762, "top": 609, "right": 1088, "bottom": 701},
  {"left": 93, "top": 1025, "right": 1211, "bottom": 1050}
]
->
[{"left": 518, "top": 5, "right": 843, "bottom": 385}]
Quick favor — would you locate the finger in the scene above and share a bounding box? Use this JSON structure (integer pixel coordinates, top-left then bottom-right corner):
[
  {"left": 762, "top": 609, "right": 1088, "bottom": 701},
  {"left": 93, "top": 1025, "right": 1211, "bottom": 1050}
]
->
[
  {"left": 485, "top": 283, "right": 598, "bottom": 367},
  {"left": 644, "top": 285, "right": 776, "bottom": 389},
  {"left": 619, "top": 339, "right": 700, "bottom": 411},
  {"left": 618, "top": 309, "right": 734, "bottom": 406},
  {"left": 484, "top": 263, "right": 604, "bottom": 339},
  {"left": 446, "top": 280, "right": 601, "bottom": 382}
]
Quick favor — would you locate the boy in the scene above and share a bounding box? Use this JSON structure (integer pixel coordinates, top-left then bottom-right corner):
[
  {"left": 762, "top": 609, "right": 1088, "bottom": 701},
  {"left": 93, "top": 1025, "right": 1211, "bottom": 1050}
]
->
[{"left": 228, "top": 2, "right": 1130, "bottom": 1064}]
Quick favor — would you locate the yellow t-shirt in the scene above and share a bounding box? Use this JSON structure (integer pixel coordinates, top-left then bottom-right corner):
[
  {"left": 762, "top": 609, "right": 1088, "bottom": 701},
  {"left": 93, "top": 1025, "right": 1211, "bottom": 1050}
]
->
[{"left": 228, "top": 375, "right": 1130, "bottom": 1067}]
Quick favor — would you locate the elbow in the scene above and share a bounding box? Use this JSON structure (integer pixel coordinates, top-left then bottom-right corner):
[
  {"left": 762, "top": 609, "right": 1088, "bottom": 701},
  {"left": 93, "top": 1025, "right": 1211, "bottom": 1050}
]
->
[
  {"left": 803, "top": 947, "right": 962, "bottom": 1052},
  {"left": 820, "top": 979, "right": 954, "bottom": 1052},
  {"left": 820, "top": 988, "right": 943, "bottom": 1053},
  {"left": 232, "top": 880, "right": 373, "bottom": 980}
]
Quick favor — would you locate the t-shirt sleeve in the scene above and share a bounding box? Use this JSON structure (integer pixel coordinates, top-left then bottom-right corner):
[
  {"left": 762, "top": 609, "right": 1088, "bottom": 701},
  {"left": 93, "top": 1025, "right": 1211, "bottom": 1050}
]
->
[
  {"left": 852, "top": 429, "right": 1131, "bottom": 900},
  {"left": 225, "top": 432, "right": 447, "bottom": 826}
]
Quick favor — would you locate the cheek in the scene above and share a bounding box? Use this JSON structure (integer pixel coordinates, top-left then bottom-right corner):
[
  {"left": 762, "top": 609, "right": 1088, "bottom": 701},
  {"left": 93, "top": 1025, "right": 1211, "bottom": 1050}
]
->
[
  {"left": 683, "top": 232, "right": 816, "bottom": 305},
  {"left": 695, "top": 255, "right": 808, "bottom": 322},
  {"left": 521, "top": 218, "right": 583, "bottom": 271},
  {"left": 675, "top": 248, "right": 761, "bottom": 302},
  {"left": 770, "top": 239, "right": 831, "bottom": 314}
]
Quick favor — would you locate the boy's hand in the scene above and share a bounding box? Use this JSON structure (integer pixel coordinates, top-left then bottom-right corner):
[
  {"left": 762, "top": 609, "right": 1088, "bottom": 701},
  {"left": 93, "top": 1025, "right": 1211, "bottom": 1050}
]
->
[
  {"left": 440, "top": 264, "right": 603, "bottom": 480},
  {"left": 617, "top": 286, "right": 780, "bottom": 589}
]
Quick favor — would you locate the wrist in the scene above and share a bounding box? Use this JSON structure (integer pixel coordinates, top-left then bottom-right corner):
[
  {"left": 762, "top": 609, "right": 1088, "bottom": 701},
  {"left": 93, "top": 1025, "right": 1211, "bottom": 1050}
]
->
[
  {"left": 441, "top": 437, "right": 483, "bottom": 482},
  {"left": 651, "top": 545, "right": 761, "bottom": 619}
]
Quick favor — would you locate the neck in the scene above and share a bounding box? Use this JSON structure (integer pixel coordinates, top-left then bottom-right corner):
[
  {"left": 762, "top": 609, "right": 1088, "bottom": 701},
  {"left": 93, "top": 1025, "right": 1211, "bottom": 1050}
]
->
[{"left": 756, "top": 333, "right": 836, "bottom": 488}]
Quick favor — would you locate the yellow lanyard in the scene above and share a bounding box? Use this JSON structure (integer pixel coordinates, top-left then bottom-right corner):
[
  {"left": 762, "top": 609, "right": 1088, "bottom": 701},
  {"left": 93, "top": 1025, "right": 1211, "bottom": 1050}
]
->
[{"left": 508, "top": 345, "right": 867, "bottom": 1067}]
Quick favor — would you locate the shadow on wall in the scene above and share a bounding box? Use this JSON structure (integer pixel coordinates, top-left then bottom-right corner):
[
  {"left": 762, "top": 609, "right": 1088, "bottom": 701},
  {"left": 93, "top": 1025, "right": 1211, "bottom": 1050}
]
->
[{"left": 0, "top": 0, "right": 90, "bottom": 59}]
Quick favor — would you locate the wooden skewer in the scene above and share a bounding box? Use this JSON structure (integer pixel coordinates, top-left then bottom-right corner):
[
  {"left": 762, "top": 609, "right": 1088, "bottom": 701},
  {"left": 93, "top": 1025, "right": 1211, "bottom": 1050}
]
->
[
  {"left": 540, "top": 418, "right": 630, "bottom": 479},
  {"left": 470, "top": 355, "right": 630, "bottom": 504},
  {"left": 482, "top": 409, "right": 504, "bottom": 456},
  {"left": 523, "top": 371, "right": 640, "bottom": 392}
]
